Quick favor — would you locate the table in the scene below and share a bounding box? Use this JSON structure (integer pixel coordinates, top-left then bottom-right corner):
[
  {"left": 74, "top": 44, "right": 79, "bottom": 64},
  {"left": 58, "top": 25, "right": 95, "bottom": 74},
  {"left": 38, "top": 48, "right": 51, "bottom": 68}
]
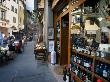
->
[{"left": 34, "top": 48, "right": 47, "bottom": 61}]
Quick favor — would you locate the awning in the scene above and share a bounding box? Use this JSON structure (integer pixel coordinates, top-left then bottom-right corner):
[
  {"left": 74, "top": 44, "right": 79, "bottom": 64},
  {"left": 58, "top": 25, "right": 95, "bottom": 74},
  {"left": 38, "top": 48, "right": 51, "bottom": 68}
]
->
[{"left": 85, "top": 20, "right": 100, "bottom": 34}]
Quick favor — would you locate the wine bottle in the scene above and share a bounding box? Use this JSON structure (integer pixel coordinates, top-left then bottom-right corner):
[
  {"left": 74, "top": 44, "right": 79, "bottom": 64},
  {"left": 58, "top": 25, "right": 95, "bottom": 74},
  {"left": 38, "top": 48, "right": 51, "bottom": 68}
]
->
[
  {"left": 107, "top": 64, "right": 110, "bottom": 81},
  {"left": 80, "top": 56, "right": 83, "bottom": 66},
  {"left": 82, "top": 70, "right": 86, "bottom": 81},
  {"left": 90, "top": 59, "right": 93, "bottom": 72},
  {"left": 99, "top": 63, "right": 104, "bottom": 77},
  {"left": 102, "top": 64, "right": 108, "bottom": 79},
  {"left": 95, "top": 62, "right": 100, "bottom": 75},
  {"left": 71, "top": 55, "right": 74, "bottom": 63}
]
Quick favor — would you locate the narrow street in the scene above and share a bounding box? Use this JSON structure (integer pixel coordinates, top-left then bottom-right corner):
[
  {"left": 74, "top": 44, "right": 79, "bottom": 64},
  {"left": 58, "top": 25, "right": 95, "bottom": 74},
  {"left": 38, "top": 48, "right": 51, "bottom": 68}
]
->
[{"left": 0, "top": 41, "right": 57, "bottom": 82}]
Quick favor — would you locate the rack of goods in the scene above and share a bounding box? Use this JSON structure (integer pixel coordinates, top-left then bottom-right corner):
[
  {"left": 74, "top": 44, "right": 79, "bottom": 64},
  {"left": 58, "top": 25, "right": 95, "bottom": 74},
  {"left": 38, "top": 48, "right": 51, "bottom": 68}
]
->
[
  {"left": 70, "top": 47, "right": 110, "bottom": 82},
  {"left": 56, "top": 21, "right": 60, "bottom": 54},
  {"left": 34, "top": 42, "right": 47, "bottom": 61},
  {"left": 70, "top": 33, "right": 110, "bottom": 82}
]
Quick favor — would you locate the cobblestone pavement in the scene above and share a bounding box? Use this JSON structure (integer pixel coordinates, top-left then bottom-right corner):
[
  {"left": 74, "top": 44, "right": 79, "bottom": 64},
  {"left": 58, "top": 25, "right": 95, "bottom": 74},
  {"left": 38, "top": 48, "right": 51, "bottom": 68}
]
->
[{"left": 0, "top": 41, "right": 57, "bottom": 82}]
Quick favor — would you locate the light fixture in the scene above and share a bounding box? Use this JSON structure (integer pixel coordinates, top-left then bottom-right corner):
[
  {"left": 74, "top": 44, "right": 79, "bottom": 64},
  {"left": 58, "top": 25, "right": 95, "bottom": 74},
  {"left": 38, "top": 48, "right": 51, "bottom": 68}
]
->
[
  {"left": 97, "top": 17, "right": 104, "bottom": 21},
  {"left": 71, "top": 0, "right": 79, "bottom": 5}
]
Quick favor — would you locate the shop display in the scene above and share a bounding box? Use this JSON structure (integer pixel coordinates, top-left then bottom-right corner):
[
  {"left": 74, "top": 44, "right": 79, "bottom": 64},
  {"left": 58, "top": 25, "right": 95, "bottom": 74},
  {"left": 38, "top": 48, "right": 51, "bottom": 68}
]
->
[
  {"left": 71, "top": 34, "right": 110, "bottom": 82},
  {"left": 35, "top": 43, "right": 46, "bottom": 50},
  {"left": 95, "top": 61, "right": 110, "bottom": 81},
  {"left": 56, "top": 21, "right": 60, "bottom": 54},
  {"left": 34, "top": 42, "right": 47, "bottom": 60},
  {"left": 71, "top": 49, "right": 110, "bottom": 82}
]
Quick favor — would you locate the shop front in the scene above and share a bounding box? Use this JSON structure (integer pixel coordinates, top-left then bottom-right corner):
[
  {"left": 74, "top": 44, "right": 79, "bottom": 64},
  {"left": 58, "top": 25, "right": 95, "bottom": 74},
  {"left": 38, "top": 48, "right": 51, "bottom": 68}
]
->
[
  {"left": 70, "top": 0, "right": 110, "bottom": 82},
  {"left": 53, "top": 0, "right": 110, "bottom": 81},
  {"left": 53, "top": 0, "right": 86, "bottom": 65}
]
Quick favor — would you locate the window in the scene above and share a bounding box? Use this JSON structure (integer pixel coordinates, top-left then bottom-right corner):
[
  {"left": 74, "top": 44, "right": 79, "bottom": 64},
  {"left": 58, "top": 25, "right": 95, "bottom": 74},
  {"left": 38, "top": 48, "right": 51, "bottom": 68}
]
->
[
  {"left": 15, "top": 8, "right": 17, "bottom": 13},
  {"left": 13, "top": 17, "right": 16, "bottom": 23},
  {"left": 11, "top": 6, "right": 14, "bottom": 12},
  {"left": 0, "top": 0, "right": 2, "bottom": 3},
  {"left": 20, "top": 6, "right": 21, "bottom": 10},
  {"left": 20, "top": 18, "right": 21, "bottom": 23},
  {"left": 17, "top": 0, "right": 18, "bottom": 4},
  {"left": 0, "top": 0, "right": 5, "bottom": 3},
  {"left": 1, "top": 11, "right": 5, "bottom": 20}
]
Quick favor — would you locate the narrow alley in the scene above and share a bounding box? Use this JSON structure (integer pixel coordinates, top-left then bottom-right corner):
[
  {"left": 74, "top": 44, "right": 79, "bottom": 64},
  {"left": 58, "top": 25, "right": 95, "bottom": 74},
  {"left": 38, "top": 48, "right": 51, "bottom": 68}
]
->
[{"left": 0, "top": 41, "right": 57, "bottom": 82}]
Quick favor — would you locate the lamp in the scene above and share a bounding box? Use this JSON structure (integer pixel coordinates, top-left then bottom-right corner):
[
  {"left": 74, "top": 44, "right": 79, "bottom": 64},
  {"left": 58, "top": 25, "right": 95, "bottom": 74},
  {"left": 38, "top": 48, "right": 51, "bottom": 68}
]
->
[
  {"left": 71, "top": 0, "right": 79, "bottom": 5},
  {"left": 97, "top": 17, "right": 104, "bottom": 21}
]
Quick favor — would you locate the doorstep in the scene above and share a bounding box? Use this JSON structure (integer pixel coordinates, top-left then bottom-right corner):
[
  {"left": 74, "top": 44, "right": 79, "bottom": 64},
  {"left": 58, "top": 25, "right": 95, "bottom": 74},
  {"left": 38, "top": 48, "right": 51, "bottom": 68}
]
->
[{"left": 48, "top": 64, "right": 65, "bottom": 82}]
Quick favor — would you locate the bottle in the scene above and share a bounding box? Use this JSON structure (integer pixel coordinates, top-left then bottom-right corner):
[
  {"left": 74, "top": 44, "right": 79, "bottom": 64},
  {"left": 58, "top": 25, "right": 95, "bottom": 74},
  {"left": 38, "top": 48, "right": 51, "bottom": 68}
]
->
[
  {"left": 80, "top": 56, "right": 83, "bottom": 66},
  {"left": 88, "top": 47, "right": 91, "bottom": 55},
  {"left": 101, "top": 48, "right": 106, "bottom": 58},
  {"left": 71, "top": 55, "right": 74, "bottom": 63},
  {"left": 107, "top": 64, "right": 110, "bottom": 81},
  {"left": 78, "top": 55, "right": 81, "bottom": 64},
  {"left": 102, "top": 64, "right": 108, "bottom": 79},
  {"left": 74, "top": 55, "right": 76, "bottom": 63},
  {"left": 99, "top": 63, "right": 104, "bottom": 77},
  {"left": 76, "top": 55, "right": 78, "bottom": 64},
  {"left": 82, "top": 70, "right": 86, "bottom": 81},
  {"left": 96, "top": 47, "right": 100, "bottom": 57},
  {"left": 97, "top": 79, "right": 103, "bottom": 82},
  {"left": 83, "top": 57, "right": 86, "bottom": 67},
  {"left": 77, "top": 54, "right": 81, "bottom": 64},
  {"left": 84, "top": 58, "right": 90, "bottom": 70},
  {"left": 87, "top": 73, "right": 92, "bottom": 82},
  {"left": 95, "top": 62, "right": 100, "bottom": 75},
  {"left": 90, "top": 59, "right": 93, "bottom": 72},
  {"left": 75, "top": 66, "right": 78, "bottom": 75},
  {"left": 77, "top": 68, "right": 80, "bottom": 77},
  {"left": 79, "top": 69, "right": 83, "bottom": 79}
]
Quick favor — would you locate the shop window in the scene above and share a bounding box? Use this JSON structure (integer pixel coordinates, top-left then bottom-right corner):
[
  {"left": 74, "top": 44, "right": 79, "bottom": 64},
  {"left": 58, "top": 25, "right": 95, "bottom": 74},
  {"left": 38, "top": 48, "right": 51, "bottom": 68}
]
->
[
  {"left": 11, "top": 6, "right": 14, "bottom": 12},
  {"left": 1, "top": 11, "right": 5, "bottom": 20},
  {"left": 20, "top": 6, "right": 21, "bottom": 10},
  {"left": 20, "top": 17, "right": 21, "bottom": 23},
  {"left": 13, "top": 17, "right": 16, "bottom": 23},
  {"left": 15, "top": 8, "right": 17, "bottom": 13}
]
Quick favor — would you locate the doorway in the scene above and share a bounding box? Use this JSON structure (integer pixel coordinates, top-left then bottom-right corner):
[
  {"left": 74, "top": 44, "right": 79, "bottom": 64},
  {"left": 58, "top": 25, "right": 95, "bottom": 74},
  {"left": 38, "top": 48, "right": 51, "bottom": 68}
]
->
[{"left": 60, "top": 13, "right": 69, "bottom": 65}]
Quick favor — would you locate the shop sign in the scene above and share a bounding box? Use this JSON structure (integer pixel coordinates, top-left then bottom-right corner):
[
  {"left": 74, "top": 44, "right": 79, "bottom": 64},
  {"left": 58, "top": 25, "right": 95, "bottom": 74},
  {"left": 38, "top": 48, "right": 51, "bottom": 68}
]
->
[
  {"left": 48, "top": 28, "right": 54, "bottom": 39},
  {"left": 49, "top": 40, "right": 54, "bottom": 52}
]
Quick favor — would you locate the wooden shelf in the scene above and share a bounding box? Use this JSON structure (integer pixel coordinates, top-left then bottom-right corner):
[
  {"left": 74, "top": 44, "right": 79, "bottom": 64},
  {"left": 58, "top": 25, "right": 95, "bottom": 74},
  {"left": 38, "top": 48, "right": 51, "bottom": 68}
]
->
[
  {"left": 71, "top": 49, "right": 110, "bottom": 82},
  {"left": 71, "top": 71, "right": 83, "bottom": 82},
  {"left": 73, "top": 62, "right": 93, "bottom": 74},
  {"left": 96, "top": 57, "right": 110, "bottom": 64},
  {"left": 72, "top": 50, "right": 94, "bottom": 59},
  {"left": 94, "top": 74, "right": 109, "bottom": 82},
  {"left": 79, "top": 52, "right": 94, "bottom": 59}
]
